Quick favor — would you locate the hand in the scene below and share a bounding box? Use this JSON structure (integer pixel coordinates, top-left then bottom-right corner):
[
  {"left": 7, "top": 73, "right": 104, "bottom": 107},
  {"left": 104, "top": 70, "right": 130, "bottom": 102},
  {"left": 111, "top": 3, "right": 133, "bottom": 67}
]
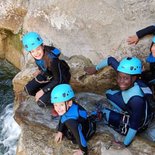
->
[
  {"left": 112, "top": 141, "right": 126, "bottom": 150},
  {"left": 54, "top": 132, "right": 63, "bottom": 143},
  {"left": 35, "top": 89, "right": 44, "bottom": 102},
  {"left": 84, "top": 66, "right": 97, "bottom": 75},
  {"left": 73, "top": 149, "right": 84, "bottom": 155},
  {"left": 33, "top": 69, "right": 41, "bottom": 77},
  {"left": 127, "top": 35, "right": 139, "bottom": 45}
]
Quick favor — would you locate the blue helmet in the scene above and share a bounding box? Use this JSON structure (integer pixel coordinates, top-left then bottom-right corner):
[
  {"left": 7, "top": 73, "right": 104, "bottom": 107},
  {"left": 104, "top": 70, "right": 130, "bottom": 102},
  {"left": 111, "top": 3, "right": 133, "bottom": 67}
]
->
[
  {"left": 51, "top": 84, "right": 75, "bottom": 104},
  {"left": 152, "top": 36, "right": 155, "bottom": 43},
  {"left": 117, "top": 57, "right": 142, "bottom": 75},
  {"left": 22, "top": 32, "right": 43, "bottom": 52}
]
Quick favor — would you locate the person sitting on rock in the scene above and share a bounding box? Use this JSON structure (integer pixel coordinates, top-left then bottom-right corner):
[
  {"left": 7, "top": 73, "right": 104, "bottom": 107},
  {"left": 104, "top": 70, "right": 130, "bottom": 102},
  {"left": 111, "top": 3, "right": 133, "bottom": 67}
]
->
[
  {"left": 51, "top": 84, "right": 96, "bottom": 155},
  {"left": 127, "top": 25, "right": 155, "bottom": 86},
  {"left": 22, "top": 32, "right": 71, "bottom": 116},
  {"left": 84, "top": 56, "right": 154, "bottom": 146}
]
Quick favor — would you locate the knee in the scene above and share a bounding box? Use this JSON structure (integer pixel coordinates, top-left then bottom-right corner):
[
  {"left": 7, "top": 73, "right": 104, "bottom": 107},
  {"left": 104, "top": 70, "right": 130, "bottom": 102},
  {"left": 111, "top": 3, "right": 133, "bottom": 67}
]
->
[
  {"left": 37, "top": 100, "right": 47, "bottom": 108},
  {"left": 24, "top": 85, "right": 35, "bottom": 96}
]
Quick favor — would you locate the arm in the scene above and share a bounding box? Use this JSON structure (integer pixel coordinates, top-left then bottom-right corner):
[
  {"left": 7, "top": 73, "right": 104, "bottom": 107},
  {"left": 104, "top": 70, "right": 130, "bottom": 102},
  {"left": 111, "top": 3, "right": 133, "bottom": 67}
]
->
[
  {"left": 136, "top": 25, "right": 155, "bottom": 39},
  {"left": 124, "top": 128, "right": 137, "bottom": 146},
  {"left": 124, "top": 97, "right": 145, "bottom": 146},
  {"left": 55, "top": 119, "right": 66, "bottom": 143},
  {"left": 96, "top": 56, "right": 119, "bottom": 71},
  {"left": 84, "top": 56, "right": 119, "bottom": 74},
  {"left": 127, "top": 25, "right": 155, "bottom": 45},
  {"left": 57, "top": 119, "right": 66, "bottom": 133}
]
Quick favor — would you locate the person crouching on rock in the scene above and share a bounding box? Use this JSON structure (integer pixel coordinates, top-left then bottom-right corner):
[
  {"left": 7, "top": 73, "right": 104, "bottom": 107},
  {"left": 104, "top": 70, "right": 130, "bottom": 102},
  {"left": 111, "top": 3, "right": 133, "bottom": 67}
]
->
[
  {"left": 22, "top": 32, "right": 71, "bottom": 116},
  {"left": 84, "top": 56, "right": 154, "bottom": 146},
  {"left": 51, "top": 84, "right": 96, "bottom": 155}
]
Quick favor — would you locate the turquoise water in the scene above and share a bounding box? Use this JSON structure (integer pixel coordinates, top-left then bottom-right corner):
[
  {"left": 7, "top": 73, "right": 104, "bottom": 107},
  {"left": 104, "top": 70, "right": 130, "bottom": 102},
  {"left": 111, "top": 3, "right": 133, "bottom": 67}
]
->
[{"left": 0, "top": 60, "right": 21, "bottom": 155}]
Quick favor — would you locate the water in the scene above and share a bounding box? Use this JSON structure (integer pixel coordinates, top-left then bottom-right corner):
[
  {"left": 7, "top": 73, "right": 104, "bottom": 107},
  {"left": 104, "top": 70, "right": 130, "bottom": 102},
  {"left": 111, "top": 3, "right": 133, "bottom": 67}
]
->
[{"left": 0, "top": 60, "right": 21, "bottom": 155}]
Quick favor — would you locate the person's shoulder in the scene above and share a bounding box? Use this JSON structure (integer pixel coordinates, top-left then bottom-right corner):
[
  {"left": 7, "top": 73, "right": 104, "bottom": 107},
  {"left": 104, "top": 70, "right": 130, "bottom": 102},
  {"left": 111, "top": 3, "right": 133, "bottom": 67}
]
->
[
  {"left": 122, "top": 83, "right": 144, "bottom": 104},
  {"left": 44, "top": 45, "right": 55, "bottom": 51},
  {"left": 73, "top": 102, "right": 85, "bottom": 110}
]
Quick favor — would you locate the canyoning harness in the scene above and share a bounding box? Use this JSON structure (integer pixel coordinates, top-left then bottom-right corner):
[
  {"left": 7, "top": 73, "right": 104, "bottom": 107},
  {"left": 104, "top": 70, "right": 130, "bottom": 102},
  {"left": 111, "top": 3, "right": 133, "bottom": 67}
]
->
[
  {"left": 115, "top": 101, "right": 153, "bottom": 136},
  {"left": 121, "top": 112, "right": 130, "bottom": 135}
]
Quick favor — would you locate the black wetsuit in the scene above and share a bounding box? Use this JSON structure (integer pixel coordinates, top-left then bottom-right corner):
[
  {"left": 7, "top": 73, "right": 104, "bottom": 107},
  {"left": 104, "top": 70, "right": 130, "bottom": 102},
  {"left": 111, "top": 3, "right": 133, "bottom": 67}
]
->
[
  {"left": 57, "top": 102, "right": 96, "bottom": 155},
  {"left": 136, "top": 25, "right": 155, "bottom": 84}
]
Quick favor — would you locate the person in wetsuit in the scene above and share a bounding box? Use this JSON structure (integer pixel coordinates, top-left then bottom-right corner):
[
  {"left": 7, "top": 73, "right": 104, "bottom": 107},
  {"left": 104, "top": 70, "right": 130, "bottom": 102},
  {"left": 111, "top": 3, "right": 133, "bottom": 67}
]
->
[
  {"left": 127, "top": 25, "right": 155, "bottom": 85},
  {"left": 51, "top": 84, "right": 96, "bottom": 155},
  {"left": 22, "top": 32, "right": 71, "bottom": 114},
  {"left": 84, "top": 56, "right": 154, "bottom": 146}
]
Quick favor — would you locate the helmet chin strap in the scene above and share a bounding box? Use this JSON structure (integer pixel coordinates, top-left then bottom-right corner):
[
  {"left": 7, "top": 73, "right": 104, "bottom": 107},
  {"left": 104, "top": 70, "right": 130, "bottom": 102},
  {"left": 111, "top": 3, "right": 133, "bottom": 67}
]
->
[
  {"left": 65, "top": 101, "right": 68, "bottom": 112},
  {"left": 65, "top": 101, "right": 71, "bottom": 113}
]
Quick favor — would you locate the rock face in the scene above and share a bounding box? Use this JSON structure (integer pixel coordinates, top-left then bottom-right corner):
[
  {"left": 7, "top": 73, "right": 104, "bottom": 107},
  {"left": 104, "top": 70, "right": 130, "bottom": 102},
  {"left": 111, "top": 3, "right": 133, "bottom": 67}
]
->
[
  {"left": 14, "top": 92, "right": 155, "bottom": 155},
  {"left": 0, "top": 0, "right": 155, "bottom": 87},
  {"left": 0, "top": 0, "right": 155, "bottom": 154},
  {"left": 0, "top": 0, "right": 155, "bottom": 67}
]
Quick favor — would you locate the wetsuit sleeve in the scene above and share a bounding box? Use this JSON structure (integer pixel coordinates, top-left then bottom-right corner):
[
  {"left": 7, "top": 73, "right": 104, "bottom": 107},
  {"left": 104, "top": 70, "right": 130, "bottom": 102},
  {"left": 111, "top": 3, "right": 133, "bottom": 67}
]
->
[
  {"left": 136, "top": 25, "right": 155, "bottom": 39},
  {"left": 124, "top": 128, "right": 137, "bottom": 146},
  {"left": 65, "top": 119, "right": 87, "bottom": 154},
  {"left": 57, "top": 119, "right": 66, "bottom": 132},
  {"left": 42, "top": 59, "right": 61, "bottom": 93},
  {"left": 124, "top": 96, "right": 145, "bottom": 145},
  {"left": 96, "top": 56, "right": 119, "bottom": 71}
]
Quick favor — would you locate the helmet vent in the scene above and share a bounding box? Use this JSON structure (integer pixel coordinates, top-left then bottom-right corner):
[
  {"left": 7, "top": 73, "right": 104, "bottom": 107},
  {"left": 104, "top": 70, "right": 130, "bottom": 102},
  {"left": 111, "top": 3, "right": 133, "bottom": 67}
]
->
[
  {"left": 130, "top": 66, "right": 134, "bottom": 70},
  {"left": 25, "top": 45, "right": 28, "bottom": 48},
  {"left": 37, "top": 37, "right": 40, "bottom": 41},
  {"left": 62, "top": 92, "right": 69, "bottom": 97},
  {"left": 127, "top": 57, "right": 132, "bottom": 60}
]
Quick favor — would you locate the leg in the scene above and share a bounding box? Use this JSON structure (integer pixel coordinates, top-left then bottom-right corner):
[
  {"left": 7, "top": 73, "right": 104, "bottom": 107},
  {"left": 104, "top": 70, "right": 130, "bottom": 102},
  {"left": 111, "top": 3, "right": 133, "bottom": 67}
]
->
[
  {"left": 90, "top": 90, "right": 124, "bottom": 123},
  {"left": 37, "top": 91, "right": 51, "bottom": 107},
  {"left": 38, "top": 92, "right": 58, "bottom": 116},
  {"left": 24, "top": 74, "right": 49, "bottom": 96},
  {"left": 106, "top": 89, "right": 124, "bottom": 113},
  {"left": 102, "top": 108, "right": 129, "bottom": 135},
  {"left": 24, "top": 78, "right": 41, "bottom": 96}
]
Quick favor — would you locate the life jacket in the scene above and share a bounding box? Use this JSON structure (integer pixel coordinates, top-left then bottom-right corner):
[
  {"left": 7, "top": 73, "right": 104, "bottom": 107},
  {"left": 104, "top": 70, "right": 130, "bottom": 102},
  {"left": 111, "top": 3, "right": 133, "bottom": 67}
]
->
[
  {"left": 122, "top": 82, "right": 153, "bottom": 129},
  {"left": 146, "top": 53, "right": 155, "bottom": 63},
  {"left": 35, "top": 46, "right": 70, "bottom": 75},
  {"left": 122, "top": 82, "right": 144, "bottom": 104},
  {"left": 35, "top": 47, "right": 61, "bottom": 71}
]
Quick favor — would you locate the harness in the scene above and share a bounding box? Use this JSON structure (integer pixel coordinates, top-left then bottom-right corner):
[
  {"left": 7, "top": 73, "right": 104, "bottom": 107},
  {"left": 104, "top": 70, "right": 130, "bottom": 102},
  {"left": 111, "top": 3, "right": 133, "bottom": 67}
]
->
[
  {"left": 120, "top": 83, "right": 150, "bottom": 134},
  {"left": 121, "top": 112, "right": 130, "bottom": 134}
]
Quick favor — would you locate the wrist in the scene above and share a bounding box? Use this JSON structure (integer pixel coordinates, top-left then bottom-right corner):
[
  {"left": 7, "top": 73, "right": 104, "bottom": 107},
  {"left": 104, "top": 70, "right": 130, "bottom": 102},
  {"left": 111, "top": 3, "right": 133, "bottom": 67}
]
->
[{"left": 43, "top": 87, "right": 51, "bottom": 93}]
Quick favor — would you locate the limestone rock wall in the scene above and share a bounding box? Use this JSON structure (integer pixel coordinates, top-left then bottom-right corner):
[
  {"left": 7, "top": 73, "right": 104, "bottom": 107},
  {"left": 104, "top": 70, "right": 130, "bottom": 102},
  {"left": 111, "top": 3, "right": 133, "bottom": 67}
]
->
[
  {"left": 0, "top": 0, "right": 155, "bottom": 88},
  {"left": 21, "top": 0, "right": 155, "bottom": 63},
  {"left": 0, "top": 0, "right": 155, "bottom": 66},
  {"left": 0, "top": 0, "right": 155, "bottom": 89}
]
